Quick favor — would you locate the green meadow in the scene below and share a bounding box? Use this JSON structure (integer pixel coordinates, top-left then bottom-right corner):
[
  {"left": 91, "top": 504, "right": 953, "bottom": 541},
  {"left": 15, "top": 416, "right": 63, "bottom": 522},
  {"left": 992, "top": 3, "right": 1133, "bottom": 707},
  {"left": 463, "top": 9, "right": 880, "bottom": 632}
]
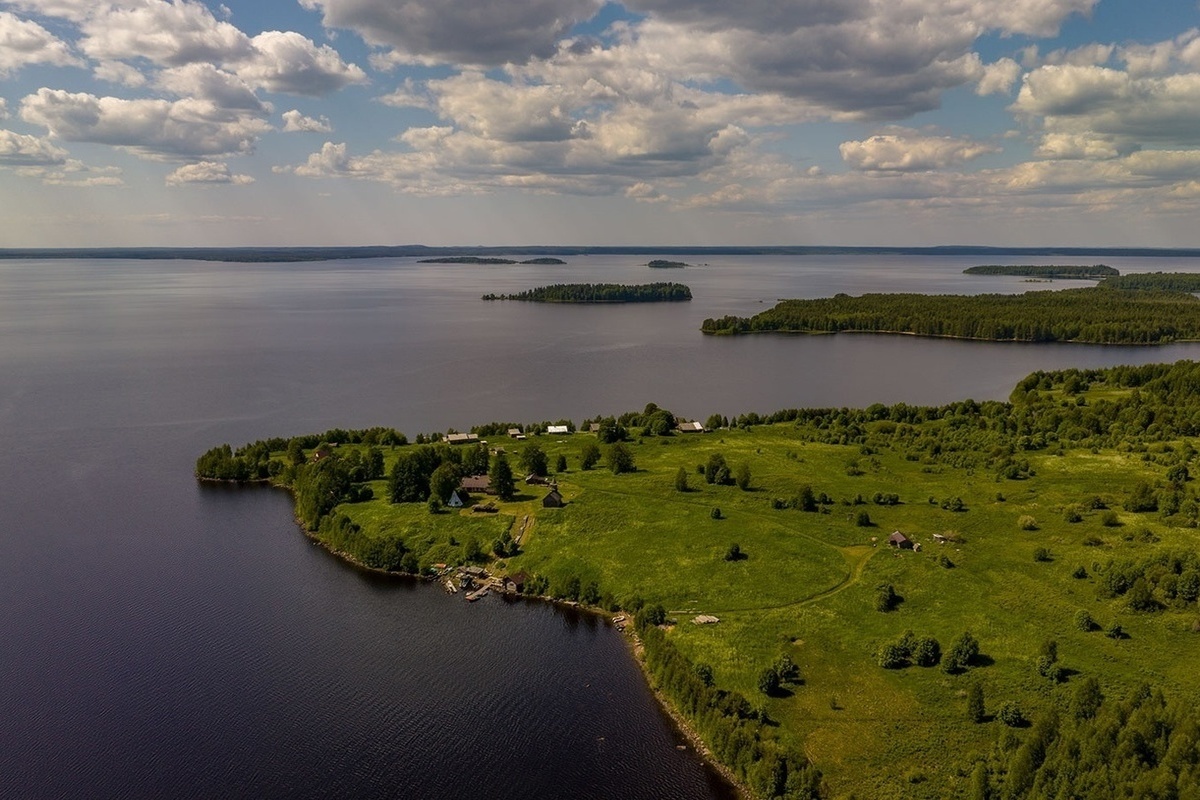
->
[{"left": 199, "top": 360, "right": 1200, "bottom": 798}]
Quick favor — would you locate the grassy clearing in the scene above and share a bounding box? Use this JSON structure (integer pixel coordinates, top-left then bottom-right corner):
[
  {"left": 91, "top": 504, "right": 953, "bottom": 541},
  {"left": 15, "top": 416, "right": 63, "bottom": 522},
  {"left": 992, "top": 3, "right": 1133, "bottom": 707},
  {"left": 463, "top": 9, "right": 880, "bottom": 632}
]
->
[{"left": 265, "top": 373, "right": 1200, "bottom": 798}]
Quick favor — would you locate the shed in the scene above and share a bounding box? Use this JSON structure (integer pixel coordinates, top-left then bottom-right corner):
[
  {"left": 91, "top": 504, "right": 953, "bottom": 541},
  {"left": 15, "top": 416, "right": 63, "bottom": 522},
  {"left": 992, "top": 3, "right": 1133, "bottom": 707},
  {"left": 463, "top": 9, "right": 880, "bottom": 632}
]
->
[
  {"left": 888, "top": 531, "right": 913, "bottom": 549},
  {"left": 588, "top": 423, "right": 601, "bottom": 433},
  {"left": 461, "top": 474, "right": 492, "bottom": 494},
  {"left": 505, "top": 571, "right": 530, "bottom": 594},
  {"left": 525, "top": 473, "right": 548, "bottom": 485},
  {"left": 547, "top": 425, "right": 570, "bottom": 435},
  {"left": 446, "top": 433, "right": 480, "bottom": 445},
  {"left": 677, "top": 421, "right": 706, "bottom": 433},
  {"left": 507, "top": 428, "right": 522, "bottom": 438},
  {"left": 542, "top": 489, "right": 565, "bottom": 508}
]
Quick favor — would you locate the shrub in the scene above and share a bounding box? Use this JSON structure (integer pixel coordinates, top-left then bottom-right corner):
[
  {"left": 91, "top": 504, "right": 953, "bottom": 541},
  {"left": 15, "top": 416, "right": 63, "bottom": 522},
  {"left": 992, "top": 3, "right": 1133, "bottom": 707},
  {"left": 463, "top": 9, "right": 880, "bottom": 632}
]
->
[
  {"left": 877, "top": 642, "right": 907, "bottom": 669},
  {"left": 855, "top": 510, "right": 872, "bottom": 527},
  {"left": 1105, "top": 621, "right": 1124, "bottom": 639},
  {"left": 912, "top": 636, "right": 942, "bottom": 667},
  {"left": 998, "top": 701, "right": 1025, "bottom": 727},
  {"left": 1101, "top": 510, "right": 1120, "bottom": 527},
  {"left": 1074, "top": 610, "right": 1096, "bottom": 631},
  {"left": 967, "top": 682, "right": 985, "bottom": 723},
  {"left": 674, "top": 466, "right": 689, "bottom": 492},
  {"left": 724, "top": 543, "right": 743, "bottom": 561},
  {"left": 710, "top": 507, "right": 722, "bottom": 520},
  {"left": 757, "top": 666, "right": 781, "bottom": 695},
  {"left": 1072, "top": 565, "right": 1089, "bottom": 579},
  {"left": 943, "top": 631, "right": 980, "bottom": 673},
  {"left": 1064, "top": 506, "right": 1083, "bottom": 523},
  {"left": 1018, "top": 515, "right": 1038, "bottom": 531},
  {"left": 1033, "top": 547, "right": 1052, "bottom": 562}
]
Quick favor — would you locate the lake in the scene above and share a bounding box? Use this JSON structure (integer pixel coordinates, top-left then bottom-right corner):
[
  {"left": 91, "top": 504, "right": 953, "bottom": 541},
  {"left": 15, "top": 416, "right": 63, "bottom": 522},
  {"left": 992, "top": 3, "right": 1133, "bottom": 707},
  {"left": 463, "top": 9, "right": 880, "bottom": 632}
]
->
[{"left": 4, "top": 254, "right": 1200, "bottom": 798}]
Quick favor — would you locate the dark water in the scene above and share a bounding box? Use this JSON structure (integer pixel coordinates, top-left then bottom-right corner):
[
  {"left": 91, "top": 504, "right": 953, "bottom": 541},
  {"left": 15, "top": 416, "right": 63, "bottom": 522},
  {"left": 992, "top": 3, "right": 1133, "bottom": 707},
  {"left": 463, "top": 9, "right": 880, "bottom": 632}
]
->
[{"left": 4, "top": 254, "right": 1200, "bottom": 798}]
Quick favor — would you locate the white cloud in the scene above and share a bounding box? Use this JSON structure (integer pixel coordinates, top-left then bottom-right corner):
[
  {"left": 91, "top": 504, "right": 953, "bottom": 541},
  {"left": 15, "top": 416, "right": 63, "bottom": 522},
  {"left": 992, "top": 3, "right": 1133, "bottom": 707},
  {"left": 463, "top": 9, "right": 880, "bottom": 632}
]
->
[
  {"left": 0, "top": 127, "right": 67, "bottom": 165},
  {"left": 977, "top": 58, "right": 1021, "bottom": 96},
  {"left": 16, "top": 158, "right": 123, "bottom": 186},
  {"left": 93, "top": 59, "right": 147, "bottom": 87},
  {"left": 840, "top": 130, "right": 1000, "bottom": 171},
  {"left": 298, "top": 0, "right": 604, "bottom": 65},
  {"left": 0, "top": 98, "right": 7, "bottom": 119},
  {"left": 157, "top": 63, "right": 267, "bottom": 112},
  {"left": 282, "top": 109, "right": 331, "bottom": 133},
  {"left": 1035, "top": 132, "right": 1120, "bottom": 160},
  {"left": 0, "top": 10, "right": 81, "bottom": 75},
  {"left": 20, "top": 87, "right": 272, "bottom": 160},
  {"left": 235, "top": 31, "right": 367, "bottom": 95},
  {"left": 78, "top": 0, "right": 253, "bottom": 67},
  {"left": 1013, "top": 65, "right": 1200, "bottom": 149},
  {"left": 165, "top": 160, "right": 253, "bottom": 186}
]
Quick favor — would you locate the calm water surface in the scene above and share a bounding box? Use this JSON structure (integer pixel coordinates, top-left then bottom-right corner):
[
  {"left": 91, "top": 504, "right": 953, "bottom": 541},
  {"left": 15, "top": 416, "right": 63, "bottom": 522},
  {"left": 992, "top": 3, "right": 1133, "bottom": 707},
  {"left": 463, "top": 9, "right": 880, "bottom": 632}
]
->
[{"left": 4, "top": 254, "right": 1200, "bottom": 798}]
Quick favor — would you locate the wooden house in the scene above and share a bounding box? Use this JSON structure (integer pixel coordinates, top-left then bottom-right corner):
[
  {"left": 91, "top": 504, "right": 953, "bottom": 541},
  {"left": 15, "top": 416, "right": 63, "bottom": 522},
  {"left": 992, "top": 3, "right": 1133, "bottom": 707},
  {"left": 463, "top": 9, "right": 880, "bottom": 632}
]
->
[
  {"left": 888, "top": 531, "right": 913, "bottom": 549},
  {"left": 542, "top": 489, "right": 565, "bottom": 508}
]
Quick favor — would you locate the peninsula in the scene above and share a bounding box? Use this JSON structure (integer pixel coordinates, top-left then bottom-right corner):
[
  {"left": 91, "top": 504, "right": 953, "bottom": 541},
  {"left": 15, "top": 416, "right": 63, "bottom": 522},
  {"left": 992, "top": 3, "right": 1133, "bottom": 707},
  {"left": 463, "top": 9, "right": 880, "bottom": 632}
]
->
[
  {"left": 700, "top": 286, "right": 1200, "bottom": 343},
  {"left": 482, "top": 282, "right": 692, "bottom": 303},
  {"left": 417, "top": 256, "right": 567, "bottom": 265},
  {"left": 198, "top": 361, "right": 1200, "bottom": 799}
]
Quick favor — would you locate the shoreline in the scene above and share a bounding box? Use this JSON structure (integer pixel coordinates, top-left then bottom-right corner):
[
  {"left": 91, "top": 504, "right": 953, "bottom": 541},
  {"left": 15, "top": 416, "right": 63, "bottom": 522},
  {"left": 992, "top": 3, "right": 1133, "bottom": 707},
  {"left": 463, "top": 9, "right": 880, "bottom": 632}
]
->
[{"left": 207, "top": 475, "right": 753, "bottom": 796}]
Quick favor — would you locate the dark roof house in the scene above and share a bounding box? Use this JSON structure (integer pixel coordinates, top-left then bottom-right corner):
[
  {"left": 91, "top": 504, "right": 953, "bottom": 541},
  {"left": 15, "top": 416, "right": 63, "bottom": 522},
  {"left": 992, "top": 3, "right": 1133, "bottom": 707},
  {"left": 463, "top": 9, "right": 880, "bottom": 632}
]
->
[
  {"left": 461, "top": 475, "right": 492, "bottom": 494},
  {"left": 888, "top": 531, "right": 913, "bottom": 549},
  {"left": 542, "top": 489, "right": 565, "bottom": 508}
]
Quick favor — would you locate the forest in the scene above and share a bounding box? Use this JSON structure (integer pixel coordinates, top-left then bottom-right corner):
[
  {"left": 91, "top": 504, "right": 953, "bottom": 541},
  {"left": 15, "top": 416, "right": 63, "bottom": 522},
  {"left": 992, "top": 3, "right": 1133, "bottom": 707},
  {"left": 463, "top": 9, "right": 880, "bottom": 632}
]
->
[
  {"left": 963, "top": 265, "right": 1118, "bottom": 278},
  {"left": 1098, "top": 271, "right": 1200, "bottom": 292},
  {"left": 700, "top": 286, "right": 1200, "bottom": 343},
  {"left": 196, "top": 360, "right": 1200, "bottom": 799},
  {"left": 482, "top": 282, "right": 692, "bottom": 303}
]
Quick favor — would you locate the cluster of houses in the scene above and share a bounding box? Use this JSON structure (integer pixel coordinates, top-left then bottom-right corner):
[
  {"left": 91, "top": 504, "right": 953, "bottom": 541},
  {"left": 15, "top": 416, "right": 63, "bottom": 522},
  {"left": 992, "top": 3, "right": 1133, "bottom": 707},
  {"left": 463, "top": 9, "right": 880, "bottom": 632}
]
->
[{"left": 446, "top": 473, "right": 564, "bottom": 510}]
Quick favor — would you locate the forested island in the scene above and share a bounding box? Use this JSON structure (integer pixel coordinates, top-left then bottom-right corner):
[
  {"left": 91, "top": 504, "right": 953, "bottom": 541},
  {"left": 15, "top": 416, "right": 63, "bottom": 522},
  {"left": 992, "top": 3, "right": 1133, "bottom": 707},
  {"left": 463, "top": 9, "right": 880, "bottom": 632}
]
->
[
  {"left": 964, "top": 264, "right": 1118, "bottom": 278},
  {"left": 648, "top": 260, "right": 688, "bottom": 268},
  {"left": 482, "top": 282, "right": 692, "bottom": 303},
  {"left": 418, "top": 256, "right": 567, "bottom": 265},
  {"left": 700, "top": 286, "right": 1200, "bottom": 343},
  {"left": 199, "top": 361, "right": 1200, "bottom": 798}
]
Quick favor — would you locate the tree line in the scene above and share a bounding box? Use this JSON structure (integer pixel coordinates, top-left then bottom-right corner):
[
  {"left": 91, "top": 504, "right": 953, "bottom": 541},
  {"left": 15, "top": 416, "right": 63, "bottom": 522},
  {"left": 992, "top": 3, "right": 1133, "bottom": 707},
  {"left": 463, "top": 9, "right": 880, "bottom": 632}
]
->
[
  {"left": 963, "top": 264, "right": 1117, "bottom": 278},
  {"left": 483, "top": 282, "right": 692, "bottom": 303},
  {"left": 700, "top": 287, "right": 1200, "bottom": 344}
]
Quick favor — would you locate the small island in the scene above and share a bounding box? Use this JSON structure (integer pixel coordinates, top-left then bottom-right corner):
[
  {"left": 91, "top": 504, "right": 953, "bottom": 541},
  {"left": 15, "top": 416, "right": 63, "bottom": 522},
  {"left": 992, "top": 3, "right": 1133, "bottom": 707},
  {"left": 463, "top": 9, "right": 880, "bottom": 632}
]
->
[
  {"left": 418, "top": 256, "right": 569, "bottom": 265},
  {"left": 198, "top": 361, "right": 1200, "bottom": 799},
  {"left": 964, "top": 264, "right": 1118, "bottom": 278},
  {"left": 647, "top": 260, "right": 689, "bottom": 268},
  {"left": 482, "top": 282, "right": 691, "bottom": 303},
  {"left": 701, "top": 285, "right": 1200, "bottom": 343}
]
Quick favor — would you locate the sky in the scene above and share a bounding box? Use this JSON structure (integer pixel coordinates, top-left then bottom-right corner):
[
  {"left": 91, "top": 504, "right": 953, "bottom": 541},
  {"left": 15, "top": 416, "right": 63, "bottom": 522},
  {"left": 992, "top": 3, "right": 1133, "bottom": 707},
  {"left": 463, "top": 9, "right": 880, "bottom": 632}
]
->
[{"left": 3, "top": 0, "right": 1200, "bottom": 247}]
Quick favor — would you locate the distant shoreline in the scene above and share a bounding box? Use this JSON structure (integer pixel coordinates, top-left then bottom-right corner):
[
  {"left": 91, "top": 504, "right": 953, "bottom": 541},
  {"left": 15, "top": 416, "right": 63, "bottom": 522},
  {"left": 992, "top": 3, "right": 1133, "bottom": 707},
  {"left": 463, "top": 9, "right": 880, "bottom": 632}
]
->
[{"left": 8, "top": 245, "right": 1200, "bottom": 263}]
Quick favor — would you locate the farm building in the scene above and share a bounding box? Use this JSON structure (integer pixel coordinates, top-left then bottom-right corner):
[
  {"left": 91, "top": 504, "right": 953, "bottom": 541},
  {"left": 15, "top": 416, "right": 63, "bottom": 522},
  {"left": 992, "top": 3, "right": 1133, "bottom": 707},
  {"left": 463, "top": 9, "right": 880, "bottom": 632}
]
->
[
  {"left": 543, "top": 489, "right": 565, "bottom": 508},
  {"left": 888, "top": 531, "right": 913, "bottom": 549}
]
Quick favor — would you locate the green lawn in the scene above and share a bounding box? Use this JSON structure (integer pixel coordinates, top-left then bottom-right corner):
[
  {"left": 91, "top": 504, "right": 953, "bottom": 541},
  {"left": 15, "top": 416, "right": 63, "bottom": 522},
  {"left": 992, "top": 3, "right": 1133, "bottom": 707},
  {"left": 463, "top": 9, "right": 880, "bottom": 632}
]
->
[{"left": 296, "top": 405, "right": 1200, "bottom": 797}]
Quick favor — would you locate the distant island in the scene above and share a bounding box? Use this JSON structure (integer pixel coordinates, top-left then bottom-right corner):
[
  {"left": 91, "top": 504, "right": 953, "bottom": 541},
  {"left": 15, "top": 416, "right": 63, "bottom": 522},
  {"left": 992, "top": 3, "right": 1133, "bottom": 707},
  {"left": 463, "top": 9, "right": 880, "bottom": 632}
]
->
[
  {"left": 964, "top": 264, "right": 1118, "bottom": 279},
  {"left": 196, "top": 360, "right": 1200, "bottom": 800},
  {"left": 647, "top": 260, "right": 688, "bottom": 268},
  {"left": 483, "top": 282, "right": 692, "bottom": 303},
  {"left": 418, "top": 256, "right": 567, "bottom": 265},
  {"left": 701, "top": 286, "right": 1200, "bottom": 343},
  {"left": 7, "top": 246, "right": 1200, "bottom": 263}
]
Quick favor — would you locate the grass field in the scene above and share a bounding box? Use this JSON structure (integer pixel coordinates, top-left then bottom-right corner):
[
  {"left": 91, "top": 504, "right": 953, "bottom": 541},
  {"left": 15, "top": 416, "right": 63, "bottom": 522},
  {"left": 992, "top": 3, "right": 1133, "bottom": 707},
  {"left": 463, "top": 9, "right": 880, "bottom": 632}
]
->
[{"left": 300, "top": 384, "right": 1200, "bottom": 798}]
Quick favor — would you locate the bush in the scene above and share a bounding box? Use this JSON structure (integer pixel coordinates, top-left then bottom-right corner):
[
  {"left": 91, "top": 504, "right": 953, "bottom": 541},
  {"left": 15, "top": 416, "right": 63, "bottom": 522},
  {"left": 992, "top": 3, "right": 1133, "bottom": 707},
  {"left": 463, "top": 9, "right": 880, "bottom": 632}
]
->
[
  {"left": 757, "top": 666, "right": 781, "bottom": 695},
  {"left": 912, "top": 636, "right": 941, "bottom": 667},
  {"left": 1105, "top": 621, "right": 1124, "bottom": 639},
  {"left": 1064, "top": 506, "right": 1083, "bottom": 523},
  {"left": 710, "top": 507, "right": 722, "bottom": 520},
  {"left": 1018, "top": 515, "right": 1038, "bottom": 531},
  {"left": 724, "top": 543, "right": 743, "bottom": 561},
  {"left": 997, "top": 701, "right": 1025, "bottom": 727},
  {"left": 1101, "top": 510, "right": 1120, "bottom": 527},
  {"left": 877, "top": 642, "right": 907, "bottom": 669},
  {"left": 1074, "top": 610, "right": 1096, "bottom": 631},
  {"left": 943, "top": 631, "right": 980, "bottom": 673},
  {"left": 854, "top": 510, "right": 872, "bottom": 527},
  {"left": 674, "top": 466, "right": 689, "bottom": 492},
  {"left": 1072, "top": 565, "right": 1089, "bottom": 579},
  {"left": 1033, "top": 547, "right": 1052, "bottom": 562}
]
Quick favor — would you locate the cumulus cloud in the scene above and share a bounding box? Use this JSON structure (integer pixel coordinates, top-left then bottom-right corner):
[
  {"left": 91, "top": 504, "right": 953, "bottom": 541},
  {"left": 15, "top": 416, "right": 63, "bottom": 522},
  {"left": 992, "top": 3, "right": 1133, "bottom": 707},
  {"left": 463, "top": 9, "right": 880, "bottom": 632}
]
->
[
  {"left": 0, "top": 127, "right": 67, "bottom": 165},
  {"left": 0, "top": 10, "right": 81, "bottom": 75},
  {"left": 1013, "top": 65, "right": 1200, "bottom": 150},
  {"left": 16, "top": 158, "right": 123, "bottom": 186},
  {"left": 93, "top": 59, "right": 147, "bottom": 87},
  {"left": 298, "top": 0, "right": 604, "bottom": 65},
  {"left": 20, "top": 87, "right": 272, "bottom": 160},
  {"left": 282, "top": 109, "right": 331, "bottom": 133},
  {"left": 0, "top": 98, "right": 7, "bottom": 119},
  {"left": 977, "top": 58, "right": 1021, "bottom": 96},
  {"left": 840, "top": 130, "right": 1000, "bottom": 171},
  {"left": 157, "top": 63, "right": 267, "bottom": 113},
  {"left": 235, "top": 31, "right": 367, "bottom": 95},
  {"left": 165, "top": 160, "right": 253, "bottom": 186},
  {"left": 78, "top": 0, "right": 253, "bottom": 67}
]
